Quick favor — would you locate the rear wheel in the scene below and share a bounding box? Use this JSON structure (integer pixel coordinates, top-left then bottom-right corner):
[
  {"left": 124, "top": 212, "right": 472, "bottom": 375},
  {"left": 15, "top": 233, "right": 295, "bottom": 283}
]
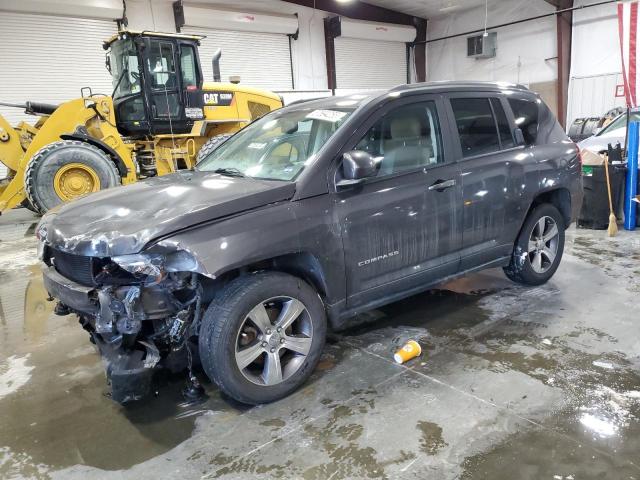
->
[
  {"left": 504, "top": 203, "right": 565, "bottom": 286},
  {"left": 196, "top": 134, "right": 232, "bottom": 163},
  {"left": 25, "top": 140, "right": 120, "bottom": 214},
  {"left": 198, "top": 272, "right": 326, "bottom": 405}
]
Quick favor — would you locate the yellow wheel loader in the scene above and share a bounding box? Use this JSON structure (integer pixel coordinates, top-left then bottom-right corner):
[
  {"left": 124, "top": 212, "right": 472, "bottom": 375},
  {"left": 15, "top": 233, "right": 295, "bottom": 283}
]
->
[{"left": 0, "top": 31, "right": 282, "bottom": 214}]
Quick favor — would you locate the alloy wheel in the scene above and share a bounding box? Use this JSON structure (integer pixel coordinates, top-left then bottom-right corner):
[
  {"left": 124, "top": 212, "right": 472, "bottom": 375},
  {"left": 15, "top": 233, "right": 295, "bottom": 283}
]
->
[
  {"left": 527, "top": 215, "right": 559, "bottom": 274},
  {"left": 234, "top": 296, "right": 313, "bottom": 386}
]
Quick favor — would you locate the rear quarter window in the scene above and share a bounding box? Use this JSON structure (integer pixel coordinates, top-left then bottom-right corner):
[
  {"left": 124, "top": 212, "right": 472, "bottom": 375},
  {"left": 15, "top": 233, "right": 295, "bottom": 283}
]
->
[{"left": 508, "top": 98, "right": 539, "bottom": 145}]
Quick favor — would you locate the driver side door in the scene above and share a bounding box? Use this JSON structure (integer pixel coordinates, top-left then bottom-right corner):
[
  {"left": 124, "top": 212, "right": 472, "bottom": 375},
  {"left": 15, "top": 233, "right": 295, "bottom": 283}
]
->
[{"left": 143, "top": 39, "right": 189, "bottom": 134}]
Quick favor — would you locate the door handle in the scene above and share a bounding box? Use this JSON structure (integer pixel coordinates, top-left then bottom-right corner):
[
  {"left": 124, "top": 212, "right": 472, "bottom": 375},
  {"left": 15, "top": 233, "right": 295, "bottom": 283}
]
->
[{"left": 428, "top": 179, "right": 456, "bottom": 192}]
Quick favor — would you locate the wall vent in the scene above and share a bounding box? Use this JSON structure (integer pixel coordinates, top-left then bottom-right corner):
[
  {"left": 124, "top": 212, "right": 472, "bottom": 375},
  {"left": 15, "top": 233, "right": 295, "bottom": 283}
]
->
[{"left": 467, "top": 32, "right": 497, "bottom": 59}]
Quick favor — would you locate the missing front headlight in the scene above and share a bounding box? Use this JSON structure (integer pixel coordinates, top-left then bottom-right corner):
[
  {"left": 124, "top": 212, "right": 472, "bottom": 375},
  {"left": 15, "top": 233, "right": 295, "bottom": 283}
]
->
[
  {"left": 110, "top": 249, "right": 201, "bottom": 280},
  {"left": 111, "top": 253, "right": 165, "bottom": 278}
]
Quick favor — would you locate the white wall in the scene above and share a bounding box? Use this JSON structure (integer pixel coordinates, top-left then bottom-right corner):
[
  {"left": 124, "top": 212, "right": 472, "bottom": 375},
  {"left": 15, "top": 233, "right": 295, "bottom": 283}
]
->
[
  {"left": 567, "top": 0, "right": 624, "bottom": 125},
  {"left": 426, "top": 0, "right": 557, "bottom": 86}
]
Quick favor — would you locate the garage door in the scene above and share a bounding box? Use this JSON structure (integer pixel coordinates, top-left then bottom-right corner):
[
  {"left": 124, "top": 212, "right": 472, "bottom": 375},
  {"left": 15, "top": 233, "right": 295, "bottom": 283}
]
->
[
  {"left": 183, "top": 28, "right": 293, "bottom": 90},
  {"left": 335, "top": 37, "right": 407, "bottom": 90},
  {"left": 0, "top": 12, "right": 116, "bottom": 126}
]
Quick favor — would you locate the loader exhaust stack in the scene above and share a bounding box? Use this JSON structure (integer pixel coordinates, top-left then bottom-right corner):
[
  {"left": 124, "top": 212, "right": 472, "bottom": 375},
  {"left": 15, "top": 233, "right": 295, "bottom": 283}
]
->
[{"left": 212, "top": 49, "right": 222, "bottom": 82}]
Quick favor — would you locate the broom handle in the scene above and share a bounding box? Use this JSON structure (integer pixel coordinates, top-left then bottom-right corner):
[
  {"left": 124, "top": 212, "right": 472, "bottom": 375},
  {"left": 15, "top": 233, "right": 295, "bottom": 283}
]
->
[{"left": 604, "top": 155, "right": 615, "bottom": 214}]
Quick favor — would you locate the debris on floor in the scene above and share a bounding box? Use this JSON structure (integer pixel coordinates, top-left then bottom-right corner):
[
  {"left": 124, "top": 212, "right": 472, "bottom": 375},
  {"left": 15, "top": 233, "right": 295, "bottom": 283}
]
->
[{"left": 393, "top": 340, "right": 422, "bottom": 364}]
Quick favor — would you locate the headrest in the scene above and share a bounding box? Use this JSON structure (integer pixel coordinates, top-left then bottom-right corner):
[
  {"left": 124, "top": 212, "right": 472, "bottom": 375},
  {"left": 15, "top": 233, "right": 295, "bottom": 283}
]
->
[{"left": 390, "top": 116, "right": 421, "bottom": 139}]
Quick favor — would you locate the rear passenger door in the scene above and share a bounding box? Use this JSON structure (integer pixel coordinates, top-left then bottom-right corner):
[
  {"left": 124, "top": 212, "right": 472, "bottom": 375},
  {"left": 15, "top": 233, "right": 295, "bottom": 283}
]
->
[
  {"left": 334, "top": 95, "right": 462, "bottom": 309},
  {"left": 446, "top": 94, "right": 529, "bottom": 270}
]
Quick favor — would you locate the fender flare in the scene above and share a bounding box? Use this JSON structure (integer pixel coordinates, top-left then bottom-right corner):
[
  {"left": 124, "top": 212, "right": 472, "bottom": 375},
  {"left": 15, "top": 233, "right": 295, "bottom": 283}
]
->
[{"left": 59, "top": 133, "right": 128, "bottom": 178}]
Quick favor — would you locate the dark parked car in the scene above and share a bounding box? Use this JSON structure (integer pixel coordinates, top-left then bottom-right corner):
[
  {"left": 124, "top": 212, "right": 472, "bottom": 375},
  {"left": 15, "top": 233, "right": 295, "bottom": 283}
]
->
[{"left": 37, "top": 82, "right": 583, "bottom": 404}]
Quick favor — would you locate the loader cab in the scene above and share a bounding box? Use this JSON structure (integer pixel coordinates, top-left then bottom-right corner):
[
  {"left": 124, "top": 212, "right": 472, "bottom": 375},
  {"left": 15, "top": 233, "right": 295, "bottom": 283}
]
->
[{"left": 106, "top": 32, "right": 205, "bottom": 137}]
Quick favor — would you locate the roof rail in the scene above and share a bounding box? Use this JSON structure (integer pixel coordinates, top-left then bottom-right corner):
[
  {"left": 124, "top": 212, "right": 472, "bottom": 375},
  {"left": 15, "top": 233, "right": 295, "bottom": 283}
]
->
[{"left": 388, "top": 81, "right": 530, "bottom": 93}]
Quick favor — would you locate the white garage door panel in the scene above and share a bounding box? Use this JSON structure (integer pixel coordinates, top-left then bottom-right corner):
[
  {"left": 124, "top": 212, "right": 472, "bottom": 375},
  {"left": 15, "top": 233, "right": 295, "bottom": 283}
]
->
[
  {"left": 567, "top": 73, "right": 626, "bottom": 127},
  {"left": 0, "top": 12, "right": 115, "bottom": 127},
  {"left": 184, "top": 28, "right": 292, "bottom": 90},
  {"left": 335, "top": 37, "right": 407, "bottom": 90},
  {"left": 0, "top": 12, "right": 115, "bottom": 178}
]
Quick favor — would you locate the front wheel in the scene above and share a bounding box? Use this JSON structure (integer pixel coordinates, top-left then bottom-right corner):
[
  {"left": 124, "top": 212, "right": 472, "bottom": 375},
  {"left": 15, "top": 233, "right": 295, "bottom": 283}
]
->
[
  {"left": 25, "top": 140, "right": 120, "bottom": 214},
  {"left": 198, "top": 272, "right": 326, "bottom": 405},
  {"left": 504, "top": 203, "right": 565, "bottom": 286}
]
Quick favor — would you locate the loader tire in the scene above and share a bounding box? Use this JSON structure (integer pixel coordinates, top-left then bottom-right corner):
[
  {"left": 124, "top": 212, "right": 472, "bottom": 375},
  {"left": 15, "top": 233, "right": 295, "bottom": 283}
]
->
[
  {"left": 25, "top": 140, "right": 120, "bottom": 214},
  {"left": 196, "top": 134, "right": 232, "bottom": 163},
  {"left": 20, "top": 199, "right": 38, "bottom": 213}
]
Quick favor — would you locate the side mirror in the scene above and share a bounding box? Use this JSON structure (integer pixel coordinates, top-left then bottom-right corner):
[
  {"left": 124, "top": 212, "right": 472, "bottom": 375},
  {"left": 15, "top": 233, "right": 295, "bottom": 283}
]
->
[
  {"left": 514, "top": 127, "right": 525, "bottom": 146},
  {"left": 337, "top": 150, "right": 378, "bottom": 187},
  {"left": 105, "top": 53, "right": 111, "bottom": 74}
]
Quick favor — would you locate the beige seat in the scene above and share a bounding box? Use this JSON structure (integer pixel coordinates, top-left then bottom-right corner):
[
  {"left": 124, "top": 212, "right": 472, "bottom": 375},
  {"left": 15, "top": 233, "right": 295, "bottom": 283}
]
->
[{"left": 380, "top": 116, "right": 433, "bottom": 175}]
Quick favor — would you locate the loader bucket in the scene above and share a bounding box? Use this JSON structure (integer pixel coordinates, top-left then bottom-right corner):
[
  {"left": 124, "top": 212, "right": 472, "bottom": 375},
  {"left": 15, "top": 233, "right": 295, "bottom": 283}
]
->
[{"left": 0, "top": 113, "right": 29, "bottom": 213}]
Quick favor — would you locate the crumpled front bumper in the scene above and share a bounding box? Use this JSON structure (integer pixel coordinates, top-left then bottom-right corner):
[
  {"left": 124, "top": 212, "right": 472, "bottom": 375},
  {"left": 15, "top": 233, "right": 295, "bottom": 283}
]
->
[
  {"left": 95, "top": 335, "right": 160, "bottom": 403},
  {"left": 42, "top": 265, "right": 160, "bottom": 403},
  {"left": 42, "top": 265, "right": 97, "bottom": 315}
]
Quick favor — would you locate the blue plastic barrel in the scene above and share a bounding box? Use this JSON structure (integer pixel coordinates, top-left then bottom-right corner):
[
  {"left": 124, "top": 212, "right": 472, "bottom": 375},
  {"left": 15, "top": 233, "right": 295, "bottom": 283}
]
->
[{"left": 624, "top": 122, "right": 639, "bottom": 230}]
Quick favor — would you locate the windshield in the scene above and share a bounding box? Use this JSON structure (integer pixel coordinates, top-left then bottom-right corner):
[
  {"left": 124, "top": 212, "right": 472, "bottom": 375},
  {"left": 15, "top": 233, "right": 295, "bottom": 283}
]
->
[
  {"left": 197, "top": 107, "right": 354, "bottom": 181},
  {"left": 109, "top": 39, "right": 142, "bottom": 99},
  {"left": 598, "top": 111, "right": 640, "bottom": 137}
]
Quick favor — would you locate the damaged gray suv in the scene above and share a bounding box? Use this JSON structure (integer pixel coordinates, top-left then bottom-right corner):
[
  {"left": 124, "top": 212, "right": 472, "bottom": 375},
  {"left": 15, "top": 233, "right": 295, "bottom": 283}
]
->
[{"left": 37, "top": 82, "right": 582, "bottom": 404}]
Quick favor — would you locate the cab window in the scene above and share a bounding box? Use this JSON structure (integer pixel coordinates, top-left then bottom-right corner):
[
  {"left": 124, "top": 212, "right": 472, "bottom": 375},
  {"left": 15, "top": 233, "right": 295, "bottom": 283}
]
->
[
  {"left": 147, "top": 41, "right": 177, "bottom": 90},
  {"left": 180, "top": 45, "right": 198, "bottom": 87}
]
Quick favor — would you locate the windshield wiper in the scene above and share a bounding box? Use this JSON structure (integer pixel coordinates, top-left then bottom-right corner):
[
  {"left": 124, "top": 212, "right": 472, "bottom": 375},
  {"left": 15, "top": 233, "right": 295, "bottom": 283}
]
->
[{"left": 213, "top": 167, "right": 249, "bottom": 178}]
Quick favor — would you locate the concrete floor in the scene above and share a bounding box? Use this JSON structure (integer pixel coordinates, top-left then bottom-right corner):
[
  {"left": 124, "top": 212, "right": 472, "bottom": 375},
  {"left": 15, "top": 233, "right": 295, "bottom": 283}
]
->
[{"left": 1, "top": 207, "right": 639, "bottom": 480}]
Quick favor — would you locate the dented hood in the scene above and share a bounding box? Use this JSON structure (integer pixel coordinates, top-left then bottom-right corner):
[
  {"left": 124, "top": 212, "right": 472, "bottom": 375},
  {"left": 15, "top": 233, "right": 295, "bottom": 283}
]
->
[{"left": 41, "top": 171, "right": 296, "bottom": 257}]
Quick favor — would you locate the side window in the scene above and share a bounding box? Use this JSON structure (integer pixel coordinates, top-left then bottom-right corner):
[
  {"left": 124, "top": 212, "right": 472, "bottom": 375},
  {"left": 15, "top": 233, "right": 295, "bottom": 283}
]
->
[
  {"left": 491, "top": 98, "right": 515, "bottom": 149},
  {"left": 508, "top": 98, "right": 539, "bottom": 145},
  {"left": 355, "top": 101, "right": 444, "bottom": 177},
  {"left": 451, "top": 98, "right": 500, "bottom": 158},
  {"left": 180, "top": 45, "right": 198, "bottom": 87}
]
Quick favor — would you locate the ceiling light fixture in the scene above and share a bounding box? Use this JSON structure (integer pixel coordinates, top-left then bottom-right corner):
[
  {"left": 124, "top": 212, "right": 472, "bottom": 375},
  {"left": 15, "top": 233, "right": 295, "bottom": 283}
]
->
[{"left": 439, "top": 5, "right": 461, "bottom": 13}]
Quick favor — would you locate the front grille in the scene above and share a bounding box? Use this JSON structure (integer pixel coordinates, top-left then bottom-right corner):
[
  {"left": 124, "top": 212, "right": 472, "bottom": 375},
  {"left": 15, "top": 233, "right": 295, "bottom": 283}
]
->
[{"left": 50, "top": 248, "right": 96, "bottom": 286}]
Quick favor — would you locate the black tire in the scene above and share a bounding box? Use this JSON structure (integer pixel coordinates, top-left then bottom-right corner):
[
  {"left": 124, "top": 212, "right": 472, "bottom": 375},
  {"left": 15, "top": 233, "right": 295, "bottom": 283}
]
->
[
  {"left": 20, "top": 198, "right": 38, "bottom": 213},
  {"left": 25, "top": 140, "right": 120, "bottom": 214},
  {"left": 198, "top": 272, "right": 327, "bottom": 405},
  {"left": 196, "top": 134, "right": 232, "bottom": 163},
  {"left": 504, "top": 203, "right": 565, "bottom": 286}
]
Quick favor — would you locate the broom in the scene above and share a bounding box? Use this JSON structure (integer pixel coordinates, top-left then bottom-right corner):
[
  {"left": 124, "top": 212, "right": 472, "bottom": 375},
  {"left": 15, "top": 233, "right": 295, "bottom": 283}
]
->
[{"left": 604, "top": 154, "right": 618, "bottom": 237}]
